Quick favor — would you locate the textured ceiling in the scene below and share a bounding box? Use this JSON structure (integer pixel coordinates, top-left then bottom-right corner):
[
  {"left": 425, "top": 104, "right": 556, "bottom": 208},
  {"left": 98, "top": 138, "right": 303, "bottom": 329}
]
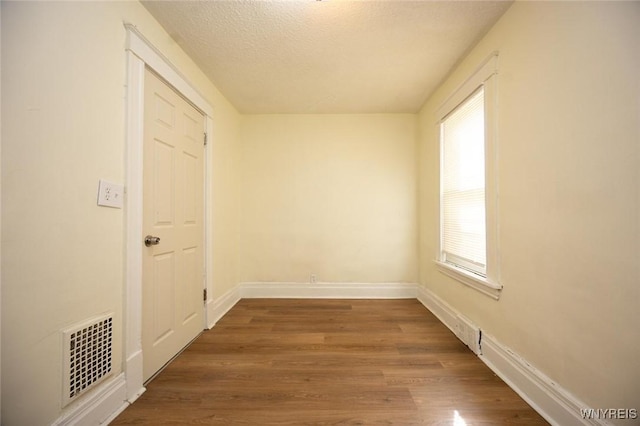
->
[{"left": 142, "top": 1, "right": 512, "bottom": 114}]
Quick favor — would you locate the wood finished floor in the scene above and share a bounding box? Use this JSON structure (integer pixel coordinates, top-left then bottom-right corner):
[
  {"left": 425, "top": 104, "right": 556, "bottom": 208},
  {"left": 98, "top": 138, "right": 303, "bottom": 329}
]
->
[{"left": 112, "top": 299, "right": 548, "bottom": 425}]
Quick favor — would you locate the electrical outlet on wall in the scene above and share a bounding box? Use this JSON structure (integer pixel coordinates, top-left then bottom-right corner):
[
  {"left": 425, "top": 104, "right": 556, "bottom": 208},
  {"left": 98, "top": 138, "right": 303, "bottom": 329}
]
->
[
  {"left": 310, "top": 274, "right": 317, "bottom": 284},
  {"left": 97, "top": 179, "right": 124, "bottom": 208}
]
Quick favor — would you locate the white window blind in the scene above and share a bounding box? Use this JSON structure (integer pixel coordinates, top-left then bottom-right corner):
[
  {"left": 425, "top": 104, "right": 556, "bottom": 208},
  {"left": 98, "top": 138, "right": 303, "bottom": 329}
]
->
[{"left": 441, "top": 88, "right": 486, "bottom": 275}]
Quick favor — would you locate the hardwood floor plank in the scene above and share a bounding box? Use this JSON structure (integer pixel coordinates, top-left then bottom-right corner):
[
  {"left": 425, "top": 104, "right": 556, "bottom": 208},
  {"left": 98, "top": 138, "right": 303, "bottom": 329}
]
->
[{"left": 111, "top": 299, "right": 547, "bottom": 425}]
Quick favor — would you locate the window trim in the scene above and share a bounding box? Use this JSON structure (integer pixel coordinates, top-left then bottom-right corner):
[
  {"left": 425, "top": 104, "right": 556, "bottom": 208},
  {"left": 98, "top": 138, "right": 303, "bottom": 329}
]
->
[
  {"left": 434, "top": 260, "right": 502, "bottom": 300},
  {"left": 436, "top": 51, "right": 502, "bottom": 300}
]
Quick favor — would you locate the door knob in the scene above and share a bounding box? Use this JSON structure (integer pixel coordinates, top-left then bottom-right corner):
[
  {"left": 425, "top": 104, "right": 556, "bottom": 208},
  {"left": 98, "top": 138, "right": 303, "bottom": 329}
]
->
[{"left": 144, "top": 235, "right": 161, "bottom": 247}]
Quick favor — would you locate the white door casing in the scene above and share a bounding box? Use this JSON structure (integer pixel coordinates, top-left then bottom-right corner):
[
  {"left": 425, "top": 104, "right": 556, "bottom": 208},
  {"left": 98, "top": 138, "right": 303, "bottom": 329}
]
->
[{"left": 125, "top": 24, "right": 214, "bottom": 402}]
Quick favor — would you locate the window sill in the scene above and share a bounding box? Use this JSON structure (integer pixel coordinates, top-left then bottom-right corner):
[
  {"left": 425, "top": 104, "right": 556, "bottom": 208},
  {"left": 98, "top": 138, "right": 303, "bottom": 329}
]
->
[{"left": 434, "top": 260, "right": 502, "bottom": 300}]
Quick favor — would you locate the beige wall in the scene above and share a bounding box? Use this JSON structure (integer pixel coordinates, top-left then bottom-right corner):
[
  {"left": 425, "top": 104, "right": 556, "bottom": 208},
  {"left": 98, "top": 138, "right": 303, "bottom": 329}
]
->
[
  {"left": 1, "top": 1, "right": 240, "bottom": 424},
  {"left": 239, "top": 114, "right": 418, "bottom": 284},
  {"left": 418, "top": 1, "right": 640, "bottom": 411}
]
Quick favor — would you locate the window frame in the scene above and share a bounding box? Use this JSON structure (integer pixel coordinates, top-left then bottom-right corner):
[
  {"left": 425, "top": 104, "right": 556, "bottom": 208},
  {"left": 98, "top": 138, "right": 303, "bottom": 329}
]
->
[{"left": 435, "top": 52, "right": 502, "bottom": 300}]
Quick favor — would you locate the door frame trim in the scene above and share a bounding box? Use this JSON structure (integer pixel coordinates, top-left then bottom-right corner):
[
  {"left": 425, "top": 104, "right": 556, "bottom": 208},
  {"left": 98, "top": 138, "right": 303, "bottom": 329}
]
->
[{"left": 124, "top": 23, "right": 213, "bottom": 402}]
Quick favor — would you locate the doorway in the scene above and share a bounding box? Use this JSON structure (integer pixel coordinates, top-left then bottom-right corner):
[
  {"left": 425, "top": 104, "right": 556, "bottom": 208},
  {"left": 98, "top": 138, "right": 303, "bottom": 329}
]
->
[
  {"left": 125, "top": 24, "right": 214, "bottom": 399},
  {"left": 142, "top": 68, "right": 206, "bottom": 382}
]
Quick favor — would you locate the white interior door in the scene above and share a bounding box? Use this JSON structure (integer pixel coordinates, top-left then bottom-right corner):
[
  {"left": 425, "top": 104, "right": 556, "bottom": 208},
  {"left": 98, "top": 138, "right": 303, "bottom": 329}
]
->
[{"left": 142, "top": 67, "right": 205, "bottom": 382}]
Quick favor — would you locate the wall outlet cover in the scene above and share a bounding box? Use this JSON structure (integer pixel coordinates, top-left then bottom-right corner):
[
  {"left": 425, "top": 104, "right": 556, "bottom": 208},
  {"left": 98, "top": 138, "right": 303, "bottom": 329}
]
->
[{"left": 97, "top": 179, "right": 124, "bottom": 208}]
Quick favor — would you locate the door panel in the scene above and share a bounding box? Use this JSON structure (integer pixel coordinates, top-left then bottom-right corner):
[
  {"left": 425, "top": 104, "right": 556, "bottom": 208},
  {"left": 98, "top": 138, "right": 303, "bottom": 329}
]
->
[
  {"left": 153, "top": 252, "right": 175, "bottom": 343},
  {"left": 143, "top": 68, "right": 205, "bottom": 382},
  {"left": 183, "top": 152, "right": 198, "bottom": 223},
  {"left": 181, "top": 247, "right": 199, "bottom": 324},
  {"left": 154, "top": 140, "right": 175, "bottom": 225}
]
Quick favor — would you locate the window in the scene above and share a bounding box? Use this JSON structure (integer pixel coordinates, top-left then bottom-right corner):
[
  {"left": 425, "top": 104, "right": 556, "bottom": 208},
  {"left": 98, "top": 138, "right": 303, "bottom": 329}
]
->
[
  {"left": 441, "top": 88, "right": 486, "bottom": 275},
  {"left": 436, "top": 52, "right": 501, "bottom": 299}
]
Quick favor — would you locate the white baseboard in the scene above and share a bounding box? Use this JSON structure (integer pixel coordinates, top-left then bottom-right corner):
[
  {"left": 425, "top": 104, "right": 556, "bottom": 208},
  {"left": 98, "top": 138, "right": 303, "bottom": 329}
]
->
[
  {"left": 416, "top": 286, "right": 459, "bottom": 335},
  {"left": 480, "top": 335, "right": 606, "bottom": 426},
  {"left": 52, "top": 373, "right": 127, "bottom": 426},
  {"left": 415, "top": 286, "right": 480, "bottom": 355},
  {"left": 239, "top": 281, "right": 417, "bottom": 299},
  {"left": 206, "top": 285, "right": 242, "bottom": 328},
  {"left": 124, "top": 349, "right": 145, "bottom": 403},
  {"left": 416, "top": 286, "right": 604, "bottom": 426}
]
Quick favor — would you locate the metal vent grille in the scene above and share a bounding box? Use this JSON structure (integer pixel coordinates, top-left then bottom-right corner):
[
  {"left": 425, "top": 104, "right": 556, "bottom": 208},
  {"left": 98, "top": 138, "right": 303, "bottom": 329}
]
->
[{"left": 62, "top": 314, "right": 113, "bottom": 406}]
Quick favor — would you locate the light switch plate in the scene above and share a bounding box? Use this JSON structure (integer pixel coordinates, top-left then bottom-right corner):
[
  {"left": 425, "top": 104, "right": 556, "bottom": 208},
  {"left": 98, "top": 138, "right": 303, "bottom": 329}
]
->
[{"left": 97, "top": 179, "right": 124, "bottom": 208}]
